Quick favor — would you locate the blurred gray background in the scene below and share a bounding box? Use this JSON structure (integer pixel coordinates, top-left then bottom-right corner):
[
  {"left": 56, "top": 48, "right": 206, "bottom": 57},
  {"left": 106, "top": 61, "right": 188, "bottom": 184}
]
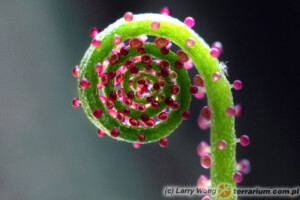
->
[{"left": 0, "top": 0, "right": 299, "bottom": 200}]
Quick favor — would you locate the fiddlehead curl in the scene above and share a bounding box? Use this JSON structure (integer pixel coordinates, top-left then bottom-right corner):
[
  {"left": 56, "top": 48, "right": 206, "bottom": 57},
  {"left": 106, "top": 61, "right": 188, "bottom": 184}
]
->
[{"left": 74, "top": 12, "right": 247, "bottom": 200}]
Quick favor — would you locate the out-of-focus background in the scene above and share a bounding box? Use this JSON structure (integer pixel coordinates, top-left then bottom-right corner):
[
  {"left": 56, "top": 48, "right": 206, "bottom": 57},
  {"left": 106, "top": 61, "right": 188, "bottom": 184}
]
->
[{"left": 0, "top": 0, "right": 299, "bottom": 199}]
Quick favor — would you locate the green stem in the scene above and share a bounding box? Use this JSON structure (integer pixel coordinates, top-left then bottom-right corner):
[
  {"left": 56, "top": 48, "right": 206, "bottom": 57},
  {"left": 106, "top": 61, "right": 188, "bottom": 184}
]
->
[{"left": 78, "top": 13, "right": 236, "bottom": 199}]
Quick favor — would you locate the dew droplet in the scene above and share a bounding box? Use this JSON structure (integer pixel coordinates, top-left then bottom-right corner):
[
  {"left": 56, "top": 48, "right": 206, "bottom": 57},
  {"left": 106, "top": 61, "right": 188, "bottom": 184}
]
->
[
  {"left": 159, "top": 138, "right": 168, "bottom": 147},
  {"left": 217, "top": 140, "right": 227, "bottom": 150},
  {"left": 212, "top": 72, "right": 221, "bottom": 82},
  {"left": 225, "top": 106, "right": 236, "bottom": 117},
  {"left": 151, "top": 21, "right": 160, "bottom": 30},
  {"left": 90, "top": 27, "right": 100, "bottom": 38},
  {"left": 160, "top": 7, "right": 171, "bottom": 15},
  {"left": 97, "top": 129, "right": 106, "bottom": 137},
  {"left": 184, "top": 17, "right": 195, "bottom": 28},
  {"left": 93, "top": 108, "right": 103, "bottom": 118},
  {"left": 197, "top": 141, "right": 210, "bottom": 157},
  {"left": 233, "top": 172, "right": 243, "bottom": 183},
  {"left": 240, "top": 135, "right": 250, "bottom": 146},
  {"left": 186, "top": 38, "right": 195, "bottom": 47},
  {"left": 113, "top": 34, "right": 122, "bottom": 45},
  {"left": 72, "top": 65, "right": 79, "bottom": 77},
  {"left": 124, "top": 12, "right": 133, "bottom": 22},
  {"left": 92, "top": 38, "right": 101, "bottom": 48},
  {"left": 110, "top": 128, "right": 120, "bottom": 137},
  {"left": 237, "top": 159, "right": 251, "bottom": 174},
  {"left": 72, "top": 98, "right": 80, "bottom": 108},
  {"left": 233, "top": 80, "right": 243, "bottom": 90}
]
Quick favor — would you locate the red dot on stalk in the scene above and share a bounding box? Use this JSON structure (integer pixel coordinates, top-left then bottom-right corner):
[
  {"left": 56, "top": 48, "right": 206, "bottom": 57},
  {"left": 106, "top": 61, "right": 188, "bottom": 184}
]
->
[
  {"left": 212, "top": 72, "right": 221, "bottom": 81},
  {"left": 177, "top": 50, "right": 189, "bottom": 62},
  {"left": 138, "top": 47, "right": 146, "bottom": 54},
  {"left": 170, "top": 100, "right": 180, "bottom": 110},
  {"left": 131, "top": 66, "right": 139, "bottom": 74},
  {"left": 141, "top": 114, "right": 149, "bottom": 122},
  {"left": 186, "top": 38, "right": 195, "bottom": 47},
  {"left": 210, "top": 48, "right": 220, "bottom": 58},
  {"left": 171, "top": 85, "right": 180, "bottom": 95},
  {"left": 120, "top": 47, "right": 129, "bottom": 56},
  {"left": 116, "top": 111, "right": 125, "bottom": 122},
  {"left": 137, "top": 79, "right": 145, "bottom": 85},
  {"left": 109, "top": 53, "right": 121, "bottom": 65},
  {"left": 133, "top": 143, "right": 141, "bottom": 148},
  {"left": 129, "top": 118, "right": 140, "bottom": 127},
  {"left": 106, "top": 99, "right": 114, "bottom": 109},
  {"left": 240, "top": 135, "right": 250, "bottom": 146},
  {"left": 92, "top": 38, "right": 101, "bottom": 48},
  {"left": 169, "top": 71, "right": 177, "bottom": 79},
  {"left": 113, "top": 34, "right": 122, "bottom": 45},
  {"left": 141, "top": 55, "right": 152, "bottom": 64},
  {"left": 146, "top": 96, "right": 154, "bottom": 103},
  {"left": 161, "top": 69, "right": 169, "bottom": 77},
  {"left": 129, "top": 37, "right": 143, "bottom": 49},
  {"left": 217, "top": 140, "right": 227, "bottom": 150},
  {"left": 124, "top": 12, "right": 133, "bottom": 22},
  {"left": 159, "top": 138, "right": 168, "bottom": 147},
  {"left": 137, "top": 103, "right": 146, "bottom": 112},
  {"left": 211, "top": 41, "right": 223, "bottom": 53},
  {"left": 197, "top": 141, "right": 210, "bottom": 157},
  {"left": 124, "top": 60, "right": 134, "bottom": 69},
  {"left": 235, "top": 104, "right": 244, "bottom": 117},
  {"left": 233, "top": 172, "right": 243, "bottom": 183},
  {"left": 237, "top": 159, "right": 251, "bottom": 174},
  {"left": 127, "top": 91, "right": 135, "bottom": 99},
  {"left": 108, "top": 71, "right": 116, "bottom": 79},
  {"left": 189, "top": 86, "right": 198, "bottom": 94},
  {"left": 115, "top": 73, "right": 124, "bottom": 83},
  {"left": 153, "top": 83, "right": 160, "bottom": 90},
  {"left": 197, "top": 175, "right": 210, "bottom": 189},
  {"left": 165, "top": 97, "right": 173, "bottom": 106},
  {"left": 184, "top": 17, "right": 195, "bottom": 28},
  {"left": 124, "top": 97, "right": 132, "bottom": 106},
  {"left": 97, "top": 129, "right": 106, "bottom": 137},
  {"left": 93, "top": 108, "right": 103, "bottom": 118},
  {"left": 201, "top": 153, "right": 212, "bottom": 169},
  {"left": 225, "top": 106, "right": 236, "bottom": 117},
  {"left": 155, "top": 37, "right": 170, "bottom": 48},
  {"left": 109, "top": 91, "right": 117, "bottom": 101},
  {"left": 194, "top": 74, "right": 205, "bottom": 87},
  {"left": 137, "top": 134, "right": 145, "bottom": 142},
  {"left": 200, "top": 106, "right": 212, "bottom": 121},
  {"left": 101, "top": 73, "right": 110, "bottom": 86},
  {"left": 151, "top": 21, "right": 160, "bottom": 30},
  {"left": 90, "top": 27, "right": 100, "bottom": 38},
  {"left": 80, "top": 78, "right": 90, "bottom": 89},
  {"left": 160, "top": 7, "right": 171, "bottom": 16},
  {"left": 72, "top": 98, "right": 80, "bottom": 108},
  {"left": 158, "top": 112, "right": 169, "bottom": 121},
  {"left": 233, "top": 80, "right": 243, "bottom": 90},
  {"left": 175, "top": 60, "right": 184, "bottom": 69},
  {"left": 72, "top": 65, "right": 79, "bottom": 77},
  {"left": 182, "top": 110, "right": 191, "bottom": 120},
  {"left": 110, "top": 128, "right": 120, "bottom": 137},
  {"left": 123, "top": 108, "right": 130, "bottom": 115},
  {"left": 159, "top": 60, "right": 171, "bottom": 70},
  {"left": 161, "top": 47, "right": 169, "bottom": 55},
  {"left": 94, "top": 63, "right": 102, "bottom": 73},
  {"left": 151, "top": 100, "right": 160, "bottom": 109},
  {"left": 145, "top": 118, "right": 156, "bottom": 127}
]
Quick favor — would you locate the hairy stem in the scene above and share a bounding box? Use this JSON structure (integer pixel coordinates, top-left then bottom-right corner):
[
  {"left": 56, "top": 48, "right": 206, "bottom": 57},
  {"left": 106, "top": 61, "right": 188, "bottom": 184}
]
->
[{"left": 79, "top": 13, "right": 236, "bottom": 199}]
